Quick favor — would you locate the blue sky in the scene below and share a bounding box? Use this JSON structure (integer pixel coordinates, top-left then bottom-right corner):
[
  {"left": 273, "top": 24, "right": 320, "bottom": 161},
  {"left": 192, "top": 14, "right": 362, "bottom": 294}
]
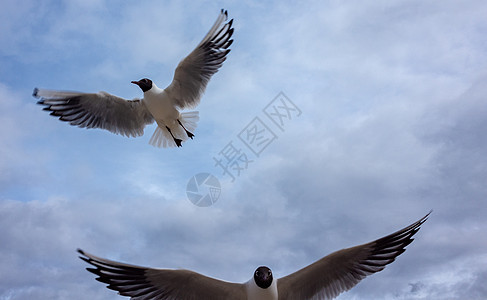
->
[{"left": 1, "top": 0, "right": 487, "bottom": 299}]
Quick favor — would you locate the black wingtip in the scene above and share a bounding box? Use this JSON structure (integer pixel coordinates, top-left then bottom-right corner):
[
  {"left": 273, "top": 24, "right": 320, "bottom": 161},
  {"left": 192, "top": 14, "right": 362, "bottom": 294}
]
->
[
  {"left": 423, "top": 210, "right": 432, "bottom": 219},
  {"left": 33, "top": 88, "right": 39, "bottom": 98},
  {"left": 77, "top": 249, "right": 92, "bottom": 264},
  {"left": 422, "top": 210, "right": 433, "bottom": 223}
]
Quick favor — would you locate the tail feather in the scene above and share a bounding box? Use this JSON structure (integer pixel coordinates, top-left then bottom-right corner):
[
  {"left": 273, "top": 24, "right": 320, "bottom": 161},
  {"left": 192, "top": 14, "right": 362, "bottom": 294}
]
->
[
  {"left": 180, "top": 111, "right": 199, "bottom": 132},
  {"left": 148, "top": 111, "right": 200, "bottom": 148},
  {"left": 149, "top": 126, "right": 174, "bottom": 148}
]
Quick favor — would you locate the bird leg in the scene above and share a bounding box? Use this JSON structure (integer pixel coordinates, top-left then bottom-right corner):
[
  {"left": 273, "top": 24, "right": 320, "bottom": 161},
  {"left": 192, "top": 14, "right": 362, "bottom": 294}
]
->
[
  {"left": 177, "top": 119, "right": 194, "bottom": 139},
  {"left": 166, "top": 126, "right": 182, "bottom": 147}
]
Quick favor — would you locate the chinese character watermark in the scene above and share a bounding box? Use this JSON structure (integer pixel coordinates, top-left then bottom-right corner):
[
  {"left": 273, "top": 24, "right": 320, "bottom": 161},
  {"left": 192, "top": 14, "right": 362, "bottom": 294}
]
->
[
  {"left": 263, "top": 92, "right": 302, "bottom": 131},
  {"left": 238, "top": 117, "right": 277, "bottom": 156},
  {"left": 187, "top": 91, "right": 300, "bottom": 206},
  {"left": 213, "top": 141, "right": 254, "bottom": 182}
]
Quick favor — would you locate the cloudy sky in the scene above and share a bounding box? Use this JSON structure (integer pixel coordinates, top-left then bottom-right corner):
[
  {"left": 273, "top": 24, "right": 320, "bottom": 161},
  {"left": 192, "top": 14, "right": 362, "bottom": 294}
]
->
[{"left": 1, "top": 0, "right": 487, "bottom": 299}]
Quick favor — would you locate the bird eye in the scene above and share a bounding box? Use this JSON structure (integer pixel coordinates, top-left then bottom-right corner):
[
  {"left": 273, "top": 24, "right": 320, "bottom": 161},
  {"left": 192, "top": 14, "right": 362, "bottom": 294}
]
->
[{"left": 255, "top": 271, "right": 260, "bottom": 276}]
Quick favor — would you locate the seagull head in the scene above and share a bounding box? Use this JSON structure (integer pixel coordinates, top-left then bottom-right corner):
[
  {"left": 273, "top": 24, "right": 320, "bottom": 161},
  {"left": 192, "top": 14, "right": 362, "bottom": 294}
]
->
[
  {"left": 131, "top": 78, "right": 153, "bottom": 92},
  {"left": 254, "top": 266, "right": 273, "bottom": 289}
]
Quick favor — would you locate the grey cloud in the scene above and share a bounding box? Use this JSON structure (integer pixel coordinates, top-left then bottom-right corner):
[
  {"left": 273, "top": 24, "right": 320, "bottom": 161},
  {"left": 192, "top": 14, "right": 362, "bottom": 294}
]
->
[{"left": 1, "top": 1, "right": 487, "bottom": 300}]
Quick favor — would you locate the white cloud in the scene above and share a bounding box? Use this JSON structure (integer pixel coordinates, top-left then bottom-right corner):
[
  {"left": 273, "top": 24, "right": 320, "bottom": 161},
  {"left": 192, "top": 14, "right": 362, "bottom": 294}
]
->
[
  {"left": 1, "top": 0, "right": 487, "bottom": 299},
  {"left": 0, "top": 84, "right": 53, "bottom": 195}
]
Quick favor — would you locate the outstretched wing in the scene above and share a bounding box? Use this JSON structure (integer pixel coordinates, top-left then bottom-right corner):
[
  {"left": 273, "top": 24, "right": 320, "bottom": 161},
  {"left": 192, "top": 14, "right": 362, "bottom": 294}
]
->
[
  {"left": 164, "top": 9, "right": 234, "bottom": 109},
  {"left": 277, "top": 212, "right": 430, "bottom": 300},
  {"left": 34, "top": 88, "right": 154, "bottom": 137},
  {"left": 78, "top": 249, "right": 246, "bottom": 300}
]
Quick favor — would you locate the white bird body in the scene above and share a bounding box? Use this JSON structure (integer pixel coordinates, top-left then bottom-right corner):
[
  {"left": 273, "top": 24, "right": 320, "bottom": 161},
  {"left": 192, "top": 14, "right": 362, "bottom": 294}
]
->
[
  {"left": 78, "top": 212, "right": 430, "bottom": 300},
  {"left": 246, "top": 278, "right": 278, "bottom": 300},
  {"left": 142, "top": 84, "right": 179, "bottom": 125},
  {"left": 139, "top": 82, "right": 199, "bottom": 147},
  {"left": 34, "top": 9, "right": 234, "bottom": 148}
]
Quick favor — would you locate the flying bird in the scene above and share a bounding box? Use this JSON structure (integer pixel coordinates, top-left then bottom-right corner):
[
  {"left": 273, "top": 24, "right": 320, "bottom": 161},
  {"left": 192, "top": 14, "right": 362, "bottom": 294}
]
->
[
  {"left": 34, "top": 9, "right": 234, "bottom": 148},
  {"left": 78, "top": 212, "right": 430, "bottom": 300}
]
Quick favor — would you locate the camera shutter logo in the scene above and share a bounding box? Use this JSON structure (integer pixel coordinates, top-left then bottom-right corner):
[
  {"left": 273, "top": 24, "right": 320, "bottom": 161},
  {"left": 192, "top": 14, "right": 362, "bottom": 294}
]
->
[{"left": 186, "top": 173, "right": 221, "bottom": 207}]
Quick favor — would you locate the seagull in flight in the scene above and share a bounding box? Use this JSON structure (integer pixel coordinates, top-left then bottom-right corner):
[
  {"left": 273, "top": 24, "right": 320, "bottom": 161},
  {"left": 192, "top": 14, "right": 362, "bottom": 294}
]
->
[
  {"left": 78, "top": 212, "right": 430, "bottom": 299},
  {"left": 34, "top": 9, "right": 234, "bottom": 148}
]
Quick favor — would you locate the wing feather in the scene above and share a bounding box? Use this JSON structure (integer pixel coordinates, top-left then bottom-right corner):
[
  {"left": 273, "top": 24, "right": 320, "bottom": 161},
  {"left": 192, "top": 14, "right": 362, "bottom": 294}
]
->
[
  {"left": 78, "top": 249, "right": 246, "bottom": 300},
  {"left": 164, "top": 9, "right": 234, "bottom": 109},
  {"left": 277, "top": 212, "right": 430, "bottom": 300},
  {"left": 34, "top": 88, "right": 154, "bottom": 137}
]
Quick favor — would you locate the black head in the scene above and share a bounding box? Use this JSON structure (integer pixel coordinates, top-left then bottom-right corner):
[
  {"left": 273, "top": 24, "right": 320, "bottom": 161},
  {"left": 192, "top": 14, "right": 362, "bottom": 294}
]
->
[
  {"left": 254, "top": 266, "right": 273, "bottom": 289},
  {"left": 131, "top": 78, "right": 153, "bottom": 92}
]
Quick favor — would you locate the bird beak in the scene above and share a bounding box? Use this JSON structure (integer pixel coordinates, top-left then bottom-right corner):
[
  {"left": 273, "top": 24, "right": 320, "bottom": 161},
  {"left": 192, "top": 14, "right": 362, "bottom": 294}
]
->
[{"left": 131, "top": 80, "right": 140, "bottom": 86}]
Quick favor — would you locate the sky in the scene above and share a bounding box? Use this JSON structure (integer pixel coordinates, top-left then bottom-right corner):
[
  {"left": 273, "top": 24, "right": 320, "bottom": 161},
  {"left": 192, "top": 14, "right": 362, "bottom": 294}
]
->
[{"left": 1, "top": 0, "right": 487, "bottom": 299}]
